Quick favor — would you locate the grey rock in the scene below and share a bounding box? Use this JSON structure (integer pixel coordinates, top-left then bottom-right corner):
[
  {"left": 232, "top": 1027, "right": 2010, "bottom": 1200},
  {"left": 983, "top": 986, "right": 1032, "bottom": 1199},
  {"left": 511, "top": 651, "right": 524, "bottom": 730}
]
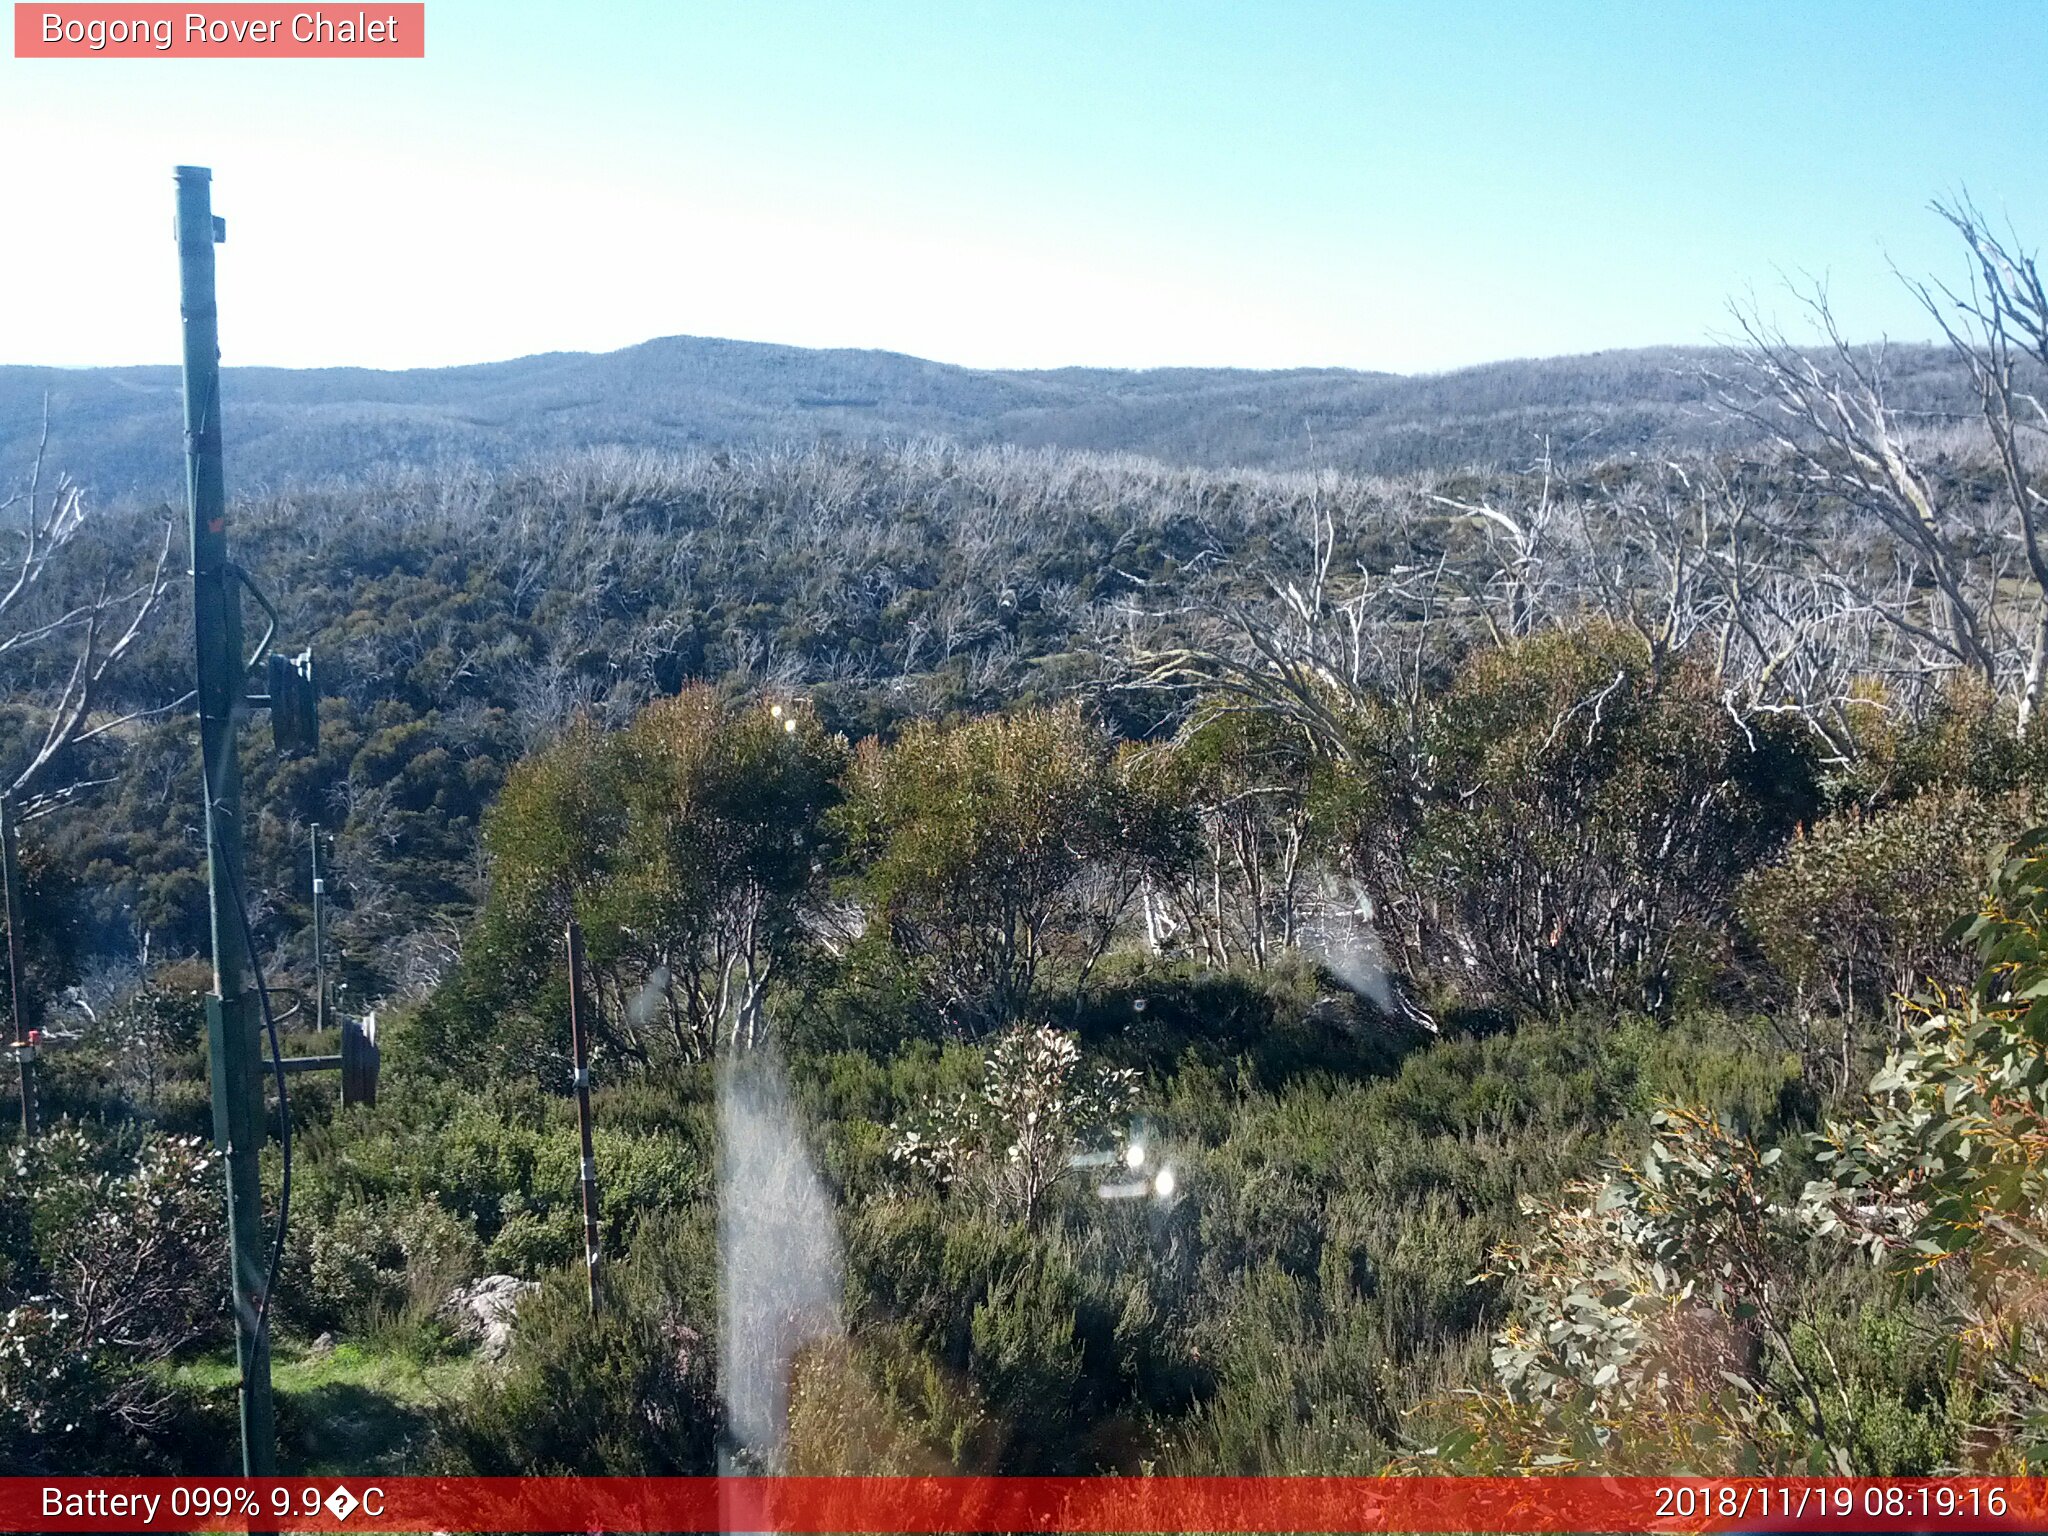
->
[{"left": 444, "top": 1273, "right": 539, "bottom": 1363}]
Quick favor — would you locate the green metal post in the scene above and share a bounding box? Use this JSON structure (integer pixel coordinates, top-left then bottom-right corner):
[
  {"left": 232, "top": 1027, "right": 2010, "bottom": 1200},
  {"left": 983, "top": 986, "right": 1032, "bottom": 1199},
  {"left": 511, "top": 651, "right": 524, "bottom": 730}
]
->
[{"left": 176, "top": 163, "right": 275, "bottom": 1477}]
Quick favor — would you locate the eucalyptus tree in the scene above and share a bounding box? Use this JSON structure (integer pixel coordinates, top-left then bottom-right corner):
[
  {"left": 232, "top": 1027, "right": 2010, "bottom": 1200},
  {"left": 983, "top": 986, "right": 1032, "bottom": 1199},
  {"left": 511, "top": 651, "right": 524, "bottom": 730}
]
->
[{"left": 461, "top": 686, "right": 847, "bottom": 1069}]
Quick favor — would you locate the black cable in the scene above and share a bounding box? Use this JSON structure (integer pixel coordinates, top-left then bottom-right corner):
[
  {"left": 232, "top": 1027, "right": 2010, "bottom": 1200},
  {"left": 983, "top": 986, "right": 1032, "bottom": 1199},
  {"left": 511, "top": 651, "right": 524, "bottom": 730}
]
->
[
  {"left": 199, "top": 741, "right": 291, "bottom": 1357},
  {"left": 224, "top": 835, "right": 291, "bottom": 1355}
]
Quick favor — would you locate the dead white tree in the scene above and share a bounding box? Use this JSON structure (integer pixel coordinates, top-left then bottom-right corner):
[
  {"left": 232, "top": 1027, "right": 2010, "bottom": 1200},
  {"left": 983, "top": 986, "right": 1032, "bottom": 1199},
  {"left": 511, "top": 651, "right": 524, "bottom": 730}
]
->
[
  {"left": 1, "top": 408, "right": 175, "bottom": 1051},
  {"left": 1120, "top": 487, "right": 1450, "bottom": 766},
  {"left": 1907, "top": 195, "right": 2048, "bottom": 732},
  {"left": 1427, "top": 438, "right": 1563, "bottom": 644},
  {"left": 1580, "top": 463, "right": 1901, "bottom": 761},
  {"left": 1708, "top": 288, "right": 2002, "bottom": 700}
]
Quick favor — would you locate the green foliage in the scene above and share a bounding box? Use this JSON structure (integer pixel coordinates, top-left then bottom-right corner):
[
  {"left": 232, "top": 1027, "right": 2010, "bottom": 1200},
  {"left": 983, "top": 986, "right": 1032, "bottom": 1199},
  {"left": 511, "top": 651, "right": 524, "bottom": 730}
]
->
[
  {"left": 441, "top": 1209, "right": 720, "bottom": 1474},
  {"left": 424, "top": 686, "right": 846, "bottom": 1076},
  {"left": 1122, "top": 701, "right": 1332, "bottom": 971},
  {"left": 0, "top": 1126, "right": 225, "bottom": 1472},
  {"left": 16, "top": 440, "right": 2041, "bottom": 1483},
  {"left": 839, "top": 1195, "right": 1175, "bottom": 1473},
  {"left": 1485, "top": 1108, "right": 1817, "bottom": 1452},
  {"left": 282, "top": 1073, "right": 708, "bottom": 1312},
  {"left": 1161, "top": 1258, "right": 1404, "bottom": 1475},
  {"left": 1071, "top": 953, "right": 1412, "bottom": 1091},
  {"left": 891, "top": 1024, "right": 1140, "bottom": 1225},
  {"left": 37, "top": 968, "right": 210, "bottom": 1128},
  {"left": 1436, "top": 1105, "right": 1980, "bottom": 1474},
  {"left": 839, "top": 704, "right": 1149, "bottom": 1034},
  {"left": 1834, "top": 676, "right": 2048, "bottom": 808},
  {"left": 1799, "top": 824, "right": 2048, "bottom": 1454},
  {"left": 1735, "top": 681, "right": 2048, "bottom": 1056},
  {"left": 1438, "top": 821, "right": 2048, "bottom": 1474},
  {"left": 21, "top": 389, "right": 2048, "bottom": 1483},
  {"left": 0, "top": 833, "right": 83, "bottom": 1037},
  {"left": 965, "top": 1246, "right": 1087, "bottom": 1468},
  {"left": 1776, "top": 1294, "right": 1982, "bottom": 1478},
  {"left": 1739, "top": 789, "right": 2028, "bottom": 1023},
  {"left": 1364, "top": 623, "right": 1819, "bottom": 1015},
  {"left": 302, "top": 1201, "right": 480, "bottom": 1338},
  {"left": 1807, "top": 824, "right": 2048, "bottom": 1274}
]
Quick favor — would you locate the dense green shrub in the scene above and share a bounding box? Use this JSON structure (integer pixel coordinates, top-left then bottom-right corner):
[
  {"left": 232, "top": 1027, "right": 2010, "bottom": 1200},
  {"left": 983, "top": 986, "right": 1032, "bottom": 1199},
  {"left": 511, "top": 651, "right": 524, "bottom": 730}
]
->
[
  {"left": 279, "top": 1073, "right": 709, "bottom": 1347},
  {"left": 33, "top": 966, "right": 211, "bottom": 1131},
  {"left": 0, "top": 833, "right": 84, "bottom": 1039},
  {"left": 1834, "top": 677, "right": 2048, "bottom": 808},
  {"left": 302, "top": 1200, "right": 480, "bottom": 1336},
  {"left": 963, "top": 1246, "right": 1088, "bottom": 1469},
  {"left": 1071, "top": 952, "right": 1413, "bottom": 1091},
  {"left": 1796, "top": 824, "right": 2048, "bottom": 1458},
  {"left": 891, "top": 1024, "right": 1138, "bottom": 1226},
  {"left": 1360, "top": 623, "right": 1820, "bottom": 1015},
  {"left": 1419, "top": 1105, "right": 1970, "bottom": 1474},
  {"left": 1432, "top": 822, "right": 2048, "bottom": 1475},
  {"left": 837, "top": 704, "right": 1153, "bottom": 1036},
  {"left": 410, "top": 686, "right": 845, "bottom": 1077},
  {"left": 1725, "top": 681, "right": 2048, "bottom": 1089},
  {"left": 0, "top": 1126, "right": 227, "bottom": 1472},
  {"left": 1122, "top": 701, "right": 1331, "bottom": 971},
  {"left": 1738, "top": 788, "right": 2026, "bottom": 1023},
  {"left": 442, "top": 1208, "right": 720, "bottom": 1474}
]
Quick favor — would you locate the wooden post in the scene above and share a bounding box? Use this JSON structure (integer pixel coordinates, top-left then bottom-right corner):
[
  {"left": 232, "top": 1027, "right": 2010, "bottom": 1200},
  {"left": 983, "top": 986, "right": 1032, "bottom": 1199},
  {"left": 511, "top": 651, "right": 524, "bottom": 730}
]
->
[
  {"left": 310, "top": 823, "right": 327, "bottom": 1037},
  {"left": 1, "top": 795, "right": 35, "bottom": 1141}
]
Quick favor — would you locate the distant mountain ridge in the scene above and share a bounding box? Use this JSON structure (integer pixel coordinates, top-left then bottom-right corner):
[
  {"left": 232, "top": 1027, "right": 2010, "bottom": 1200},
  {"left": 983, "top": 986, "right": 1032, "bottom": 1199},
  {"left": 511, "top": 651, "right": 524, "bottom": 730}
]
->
[{"left": 0, "top": 332, "right": 1973, "bottom": 495}]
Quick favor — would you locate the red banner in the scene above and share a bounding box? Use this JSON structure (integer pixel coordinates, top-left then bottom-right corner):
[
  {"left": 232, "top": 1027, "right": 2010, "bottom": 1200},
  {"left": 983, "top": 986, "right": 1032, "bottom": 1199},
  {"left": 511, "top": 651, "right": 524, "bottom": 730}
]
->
[
  {"left": 3, "top": 1476, "right": 2046, "bottom": 1533},
  {"left": 13, "top": 4, "right": 424, "bottom": 58}
]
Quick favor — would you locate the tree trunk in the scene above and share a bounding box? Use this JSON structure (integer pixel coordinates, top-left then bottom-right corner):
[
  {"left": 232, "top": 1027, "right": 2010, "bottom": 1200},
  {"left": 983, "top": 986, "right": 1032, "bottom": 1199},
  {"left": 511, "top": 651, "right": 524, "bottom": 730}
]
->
[{"left": 2020, "top": 598, "right": 2048, "bottom": 739}]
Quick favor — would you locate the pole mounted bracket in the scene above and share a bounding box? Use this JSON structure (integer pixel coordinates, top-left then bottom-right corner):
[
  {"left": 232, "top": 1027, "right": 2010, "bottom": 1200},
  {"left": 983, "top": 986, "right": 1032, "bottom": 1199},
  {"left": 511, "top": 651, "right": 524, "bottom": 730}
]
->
[
  {"left": 169, "top": 217, "right": 226, "bottom": 245},
  {"left": 269, "top": 1014, "right": 377, "bottom": 1107},
  {"left": 341, "top": 1012, "right": 378, "bottom": 1107},
  {"left": 226, "top": 565, "right": 318, "bottom": 758},
  {"left": 270, "top": 1015, "right": 378, "bottom": 1114},
  {"left": 264, "top": 650, "right": 319, "bottom": 758},
  {"left": 230, "top": 563, "right": 277, "bottom": 670}
]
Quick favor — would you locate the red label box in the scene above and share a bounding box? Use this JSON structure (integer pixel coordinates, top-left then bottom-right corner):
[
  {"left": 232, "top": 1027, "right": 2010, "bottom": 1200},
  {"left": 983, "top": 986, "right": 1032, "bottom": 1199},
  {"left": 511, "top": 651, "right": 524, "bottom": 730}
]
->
[
  {"left": 3, "top": 1476, "right": 2046, "bottom": 1534},
  {"left": 14, "top": 3, "right": 425, "bottom": 57}
]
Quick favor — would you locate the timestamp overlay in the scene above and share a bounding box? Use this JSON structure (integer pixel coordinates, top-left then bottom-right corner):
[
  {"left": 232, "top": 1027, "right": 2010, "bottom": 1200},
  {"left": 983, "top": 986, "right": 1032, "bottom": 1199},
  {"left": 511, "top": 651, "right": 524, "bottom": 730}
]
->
[{"left": 1, "top": 1477, "right": 2045, "bottom": 1532}]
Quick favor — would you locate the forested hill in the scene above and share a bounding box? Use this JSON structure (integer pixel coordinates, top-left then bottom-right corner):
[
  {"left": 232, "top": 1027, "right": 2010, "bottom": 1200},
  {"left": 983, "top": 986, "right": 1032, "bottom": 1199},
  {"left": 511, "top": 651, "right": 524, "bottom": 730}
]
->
[{"left": 0, "top": 334, "right": 1972, "bottom": 495}]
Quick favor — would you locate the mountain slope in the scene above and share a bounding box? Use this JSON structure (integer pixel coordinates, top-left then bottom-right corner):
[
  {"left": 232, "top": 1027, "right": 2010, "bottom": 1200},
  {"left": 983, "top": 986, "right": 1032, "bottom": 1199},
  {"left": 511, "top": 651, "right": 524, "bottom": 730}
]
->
[{"left": 0, "top": 333, "right": 1971, "bottom": 494}]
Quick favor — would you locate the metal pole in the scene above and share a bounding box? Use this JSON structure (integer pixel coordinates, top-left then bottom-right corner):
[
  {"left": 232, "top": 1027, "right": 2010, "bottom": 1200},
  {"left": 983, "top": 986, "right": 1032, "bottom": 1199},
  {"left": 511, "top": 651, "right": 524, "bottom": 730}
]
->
[
  {"left": 1, "top": 795, "right": 36, "bottom": 1141},
  {"left": 310, "top": 824, "right": 327, "bottom": 1038},
  {"left": 177, "top": 163, "right": 274, "bottom": 1476},
  {"left": 566, "top": 919, "right": 602, "bottom": 1316}
]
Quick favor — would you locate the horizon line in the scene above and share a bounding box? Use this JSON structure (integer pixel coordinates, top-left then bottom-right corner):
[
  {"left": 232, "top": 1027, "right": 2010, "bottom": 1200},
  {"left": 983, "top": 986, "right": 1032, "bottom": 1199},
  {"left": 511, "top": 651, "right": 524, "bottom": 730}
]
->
[{"left": 0, "top": 328, "right": 1949, "bottom": 382}]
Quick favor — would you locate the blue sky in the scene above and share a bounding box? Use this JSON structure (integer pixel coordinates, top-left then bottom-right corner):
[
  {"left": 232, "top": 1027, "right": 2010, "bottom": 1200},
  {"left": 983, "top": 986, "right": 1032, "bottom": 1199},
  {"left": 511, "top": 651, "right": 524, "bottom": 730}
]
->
[{"left": 1, "top": 0, "right": 2041, "bottom": 371}]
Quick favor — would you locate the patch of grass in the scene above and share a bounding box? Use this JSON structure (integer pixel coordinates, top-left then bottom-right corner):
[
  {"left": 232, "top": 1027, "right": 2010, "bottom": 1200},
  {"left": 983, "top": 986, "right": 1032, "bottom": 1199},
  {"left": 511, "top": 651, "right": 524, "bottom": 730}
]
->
[{"left": 168, "top": 1339, "right": 478, "bottom": 1474}]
